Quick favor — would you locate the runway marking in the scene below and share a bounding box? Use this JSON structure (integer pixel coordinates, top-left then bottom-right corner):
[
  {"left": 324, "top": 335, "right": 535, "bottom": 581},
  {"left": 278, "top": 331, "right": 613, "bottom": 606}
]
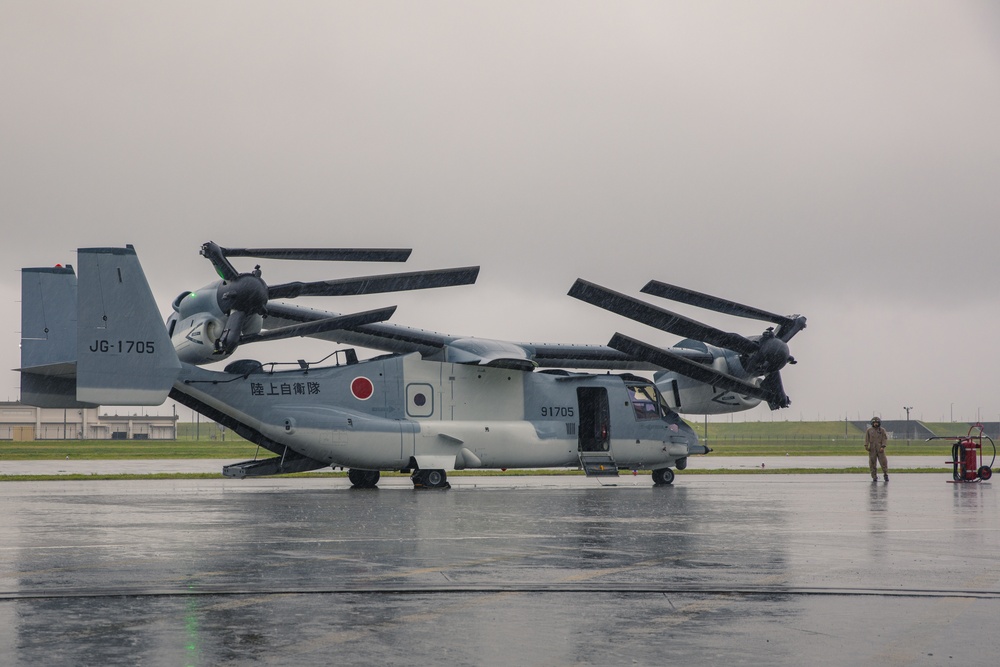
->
[
  {"left": 610, "top": 574, "right": 794, "bottom": 638},
  {"left": 871, "top": 569, "right": 1000, "bottom": 665}
]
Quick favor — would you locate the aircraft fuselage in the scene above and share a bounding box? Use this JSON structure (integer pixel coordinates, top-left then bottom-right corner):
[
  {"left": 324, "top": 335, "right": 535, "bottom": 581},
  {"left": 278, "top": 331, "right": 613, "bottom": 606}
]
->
[{"left": 175, "top": 352, "right": 700, "bottom": 473}]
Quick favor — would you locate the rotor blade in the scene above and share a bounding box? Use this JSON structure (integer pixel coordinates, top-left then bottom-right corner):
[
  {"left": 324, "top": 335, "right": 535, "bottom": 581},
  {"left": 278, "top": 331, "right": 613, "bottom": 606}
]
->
[
  {"left": 201, "top": 241, "right": 241, "bottom": 281},
  {"left": 773, "top": 315, "right": 807, "bottom": 343},
  {"left": 569, "top": 279, "right": 758, "bottom": 356},
  {"left": 242, "top": 306, "right": 397, "bottom": 344},
  {"left": 641, "top": 280, "right": 795, "bottom": 326},
  {"left": 267, "top": 266, "right": 480, "bottom": 299},
  {"left": 608, "top": 333, "right": 782, "bottom": 405},
  {"left": 642, "top": 280, "right": 807, "bottom": 343},
  {"left": 760, "top": 371, "right": 791, "bottom": 410},
  {"left": 220, "top": 247, "right": 413, "bottom": 263}
]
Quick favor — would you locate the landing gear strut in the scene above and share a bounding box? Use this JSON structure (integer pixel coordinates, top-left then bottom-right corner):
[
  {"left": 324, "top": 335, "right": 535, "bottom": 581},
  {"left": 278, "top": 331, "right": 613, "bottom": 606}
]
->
[
  {"left": 651, "top": 467, "right": 675, "bottom": 486},
  {"left": 348, "top": 468, "right": 380, "bottom": 489},
  {"left": 411, "top": 469, "right": 450, "bottom": 489}
]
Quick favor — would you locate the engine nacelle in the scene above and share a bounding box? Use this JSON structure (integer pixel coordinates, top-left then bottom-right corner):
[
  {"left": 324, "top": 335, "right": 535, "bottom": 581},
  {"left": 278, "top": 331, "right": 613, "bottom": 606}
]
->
[
  {"left": 166, "top": 284, "right": 264, "bottom": 365},
  {"left": 169, "top": 312, "right": 229, "bottom": 365},
  {"left": 653, "top": 340, "right": 762, "bottom": 415},
  {"left": 657, "top": 375, "right": 762, "bottom": 415}
]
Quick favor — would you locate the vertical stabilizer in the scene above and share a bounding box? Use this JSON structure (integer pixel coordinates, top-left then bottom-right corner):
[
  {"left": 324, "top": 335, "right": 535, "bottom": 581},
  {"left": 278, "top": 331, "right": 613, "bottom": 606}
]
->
[
  {"left": 21, "top": 265, "right": 77, "bottom": 369},
  {"left": 75, "top": 246, "right": 181, "bottom": 405},
  {"left": 19, "top": 265, "right": 93, "bottom": 407}
]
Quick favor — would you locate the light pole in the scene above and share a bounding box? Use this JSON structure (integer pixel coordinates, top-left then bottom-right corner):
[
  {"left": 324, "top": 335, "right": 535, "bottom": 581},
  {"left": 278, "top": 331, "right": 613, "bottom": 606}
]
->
[{"left": 903, "top": 406, "right": 912, "bottom": 446}]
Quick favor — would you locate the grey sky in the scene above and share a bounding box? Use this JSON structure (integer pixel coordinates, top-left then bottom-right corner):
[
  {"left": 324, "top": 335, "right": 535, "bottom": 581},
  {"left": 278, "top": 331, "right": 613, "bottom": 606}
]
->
[{"left": 2, "top": 2, "right": 999, "bottom": 423}]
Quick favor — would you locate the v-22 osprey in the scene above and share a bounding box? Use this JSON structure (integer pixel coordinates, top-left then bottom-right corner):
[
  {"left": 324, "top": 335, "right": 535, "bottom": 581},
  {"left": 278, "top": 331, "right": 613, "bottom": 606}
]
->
[{"left": 17, "top": 243, "right": 806, "bottom": 488}]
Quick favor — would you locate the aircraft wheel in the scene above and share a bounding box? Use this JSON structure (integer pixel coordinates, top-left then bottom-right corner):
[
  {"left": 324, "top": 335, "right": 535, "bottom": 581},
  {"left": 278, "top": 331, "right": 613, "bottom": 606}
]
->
[
  {"left": 412, "top": 469, "right": 449, "bottom": 489},
  {"left": 652, "top": 468, "right": 675, "bottom": 486},
  {"left": 425, "top": 469, "right": 448, "bottom": 488},
  {"left": 348, "top": 468, "right": 380, "bottom": 488}
]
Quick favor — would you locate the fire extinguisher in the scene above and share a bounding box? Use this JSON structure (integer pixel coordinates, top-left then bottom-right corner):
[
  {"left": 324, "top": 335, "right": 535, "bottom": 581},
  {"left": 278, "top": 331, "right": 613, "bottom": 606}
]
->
[{"left": 936, "top": 424, "right": 996, "bottom": 483}]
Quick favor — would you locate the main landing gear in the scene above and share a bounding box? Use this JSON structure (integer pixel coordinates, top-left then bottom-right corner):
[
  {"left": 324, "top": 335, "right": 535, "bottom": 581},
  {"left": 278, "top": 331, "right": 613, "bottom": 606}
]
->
[
  {"left": 348, "top": 468, "right": 380, "bottom": 489},
  {"left": 651, "top": 467, "right": 675, "bottom": 486},
  {"left": 346, "top": 468, "right": 450, "bottom": 489},
  {"left": 411, "top": 469, "right": 450, "bottom": 489}
]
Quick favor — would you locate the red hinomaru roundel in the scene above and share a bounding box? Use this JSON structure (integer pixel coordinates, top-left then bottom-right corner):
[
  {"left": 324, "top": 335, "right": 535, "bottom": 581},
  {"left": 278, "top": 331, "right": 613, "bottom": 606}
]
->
[{"left": 350, "top": 376, "right": 374, "bottom": 400}]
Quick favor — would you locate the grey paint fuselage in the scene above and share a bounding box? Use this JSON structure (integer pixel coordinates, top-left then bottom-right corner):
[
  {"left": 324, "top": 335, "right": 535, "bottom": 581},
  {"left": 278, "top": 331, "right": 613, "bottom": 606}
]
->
[{"left": 176, "top": 352, "right": 698, "bottom": 472}]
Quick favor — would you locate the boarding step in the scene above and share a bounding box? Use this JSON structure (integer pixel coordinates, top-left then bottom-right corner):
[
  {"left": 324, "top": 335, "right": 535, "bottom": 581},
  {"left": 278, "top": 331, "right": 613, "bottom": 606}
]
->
[
  {"left": 579, "top": 452, "right": 619, "bottom": 477},
  {"left": 223, "top": 451, "right": 328, "bottom": 478}
]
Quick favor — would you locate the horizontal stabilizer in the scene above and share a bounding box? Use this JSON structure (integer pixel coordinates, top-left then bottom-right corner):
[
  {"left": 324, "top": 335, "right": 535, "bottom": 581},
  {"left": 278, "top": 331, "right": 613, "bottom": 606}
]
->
[
  {"left": 75, "top": 246, "right": 181, "bottom": 405},
  {"left": 19, "top": 372, "right": 97, "bottom": 409}
]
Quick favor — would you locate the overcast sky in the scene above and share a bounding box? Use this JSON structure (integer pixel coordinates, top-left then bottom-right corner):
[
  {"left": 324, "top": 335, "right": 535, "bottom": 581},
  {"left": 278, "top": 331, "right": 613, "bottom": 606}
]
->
[{"left": 2, "top": 2, "right": 999, "bottom": 424}]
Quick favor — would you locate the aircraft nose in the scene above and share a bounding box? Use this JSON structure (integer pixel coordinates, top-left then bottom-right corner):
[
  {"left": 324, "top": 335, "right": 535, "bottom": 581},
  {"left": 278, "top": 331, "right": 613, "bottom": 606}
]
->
[{"left": 677, "top": 421, "right": 710, "bottom": 456}]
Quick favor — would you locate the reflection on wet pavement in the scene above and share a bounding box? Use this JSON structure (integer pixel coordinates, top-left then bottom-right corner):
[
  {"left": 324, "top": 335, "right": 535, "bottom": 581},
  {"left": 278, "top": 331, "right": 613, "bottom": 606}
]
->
[{"left": 1, "top": 474, "right": 996, "bottom": 665}]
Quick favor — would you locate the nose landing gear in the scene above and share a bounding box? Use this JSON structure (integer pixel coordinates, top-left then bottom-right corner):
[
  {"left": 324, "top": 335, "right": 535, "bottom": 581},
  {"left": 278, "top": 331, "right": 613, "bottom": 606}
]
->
[{"left": 651, "top": 467, "right": 675, "bottom": 486}]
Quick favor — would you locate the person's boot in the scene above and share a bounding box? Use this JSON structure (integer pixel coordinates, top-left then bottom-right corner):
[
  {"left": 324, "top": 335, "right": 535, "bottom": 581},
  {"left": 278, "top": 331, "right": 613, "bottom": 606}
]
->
[{"left": 883, "top": 474, "right": 889, "bottom": 482}]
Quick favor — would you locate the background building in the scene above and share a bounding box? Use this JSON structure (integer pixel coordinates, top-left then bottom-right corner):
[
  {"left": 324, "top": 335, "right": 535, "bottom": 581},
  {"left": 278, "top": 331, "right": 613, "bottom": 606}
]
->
[{"left": 0, "top": 402, "right": 177, "bottom": 440}]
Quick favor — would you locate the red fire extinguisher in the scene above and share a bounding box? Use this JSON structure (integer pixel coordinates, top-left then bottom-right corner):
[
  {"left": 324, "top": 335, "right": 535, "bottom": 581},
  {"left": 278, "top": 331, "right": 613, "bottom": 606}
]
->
[{"left": 936, "top": 424, "right": 995, "bottom": 483}]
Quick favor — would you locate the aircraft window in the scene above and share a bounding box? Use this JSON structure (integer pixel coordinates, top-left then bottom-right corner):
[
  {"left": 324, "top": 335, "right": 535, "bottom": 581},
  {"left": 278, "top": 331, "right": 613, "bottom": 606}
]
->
[
  {"left": 657, "top": 390, "right": 674, "bottom": 416},
  {"left": 627, "top": 384, "right": 662, "bottom": 420}
]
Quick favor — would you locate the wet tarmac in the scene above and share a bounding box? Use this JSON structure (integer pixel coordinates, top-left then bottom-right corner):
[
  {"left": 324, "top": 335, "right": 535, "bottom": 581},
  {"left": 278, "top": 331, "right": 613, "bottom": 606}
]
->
[
  {"left": 0, "top": 454, "right": 950, "bottom": 476},
  {"left": 1, "top": 473, "right": 997, "bottom": 666}
]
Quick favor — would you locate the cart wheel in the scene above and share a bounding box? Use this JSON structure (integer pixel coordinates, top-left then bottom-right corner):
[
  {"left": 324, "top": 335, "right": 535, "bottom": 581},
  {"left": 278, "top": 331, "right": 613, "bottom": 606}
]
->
[{"left": 978, "top": 465, "right": 992, "bottom": 481}]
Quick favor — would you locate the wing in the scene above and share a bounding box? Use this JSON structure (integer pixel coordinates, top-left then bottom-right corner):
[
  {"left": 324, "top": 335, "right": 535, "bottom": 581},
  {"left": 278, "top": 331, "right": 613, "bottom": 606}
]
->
[
  {"left": 262, "top": 301, "right": 712, "bottom": 370},
  {"left": 262, "top": 301, "right": 462, "bottom": 357}
]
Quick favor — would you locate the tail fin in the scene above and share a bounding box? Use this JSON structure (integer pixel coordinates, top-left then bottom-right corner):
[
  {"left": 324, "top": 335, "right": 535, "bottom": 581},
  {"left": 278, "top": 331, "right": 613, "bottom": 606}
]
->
[
  {"left": 74, "top": 246, "right": 181, "bottom": 405},
  {"left": 18, "top": 246, "right": 181, "bottom": 407},
  {"left": 19, "top": 265, "right": 90, "bottom": 407}
]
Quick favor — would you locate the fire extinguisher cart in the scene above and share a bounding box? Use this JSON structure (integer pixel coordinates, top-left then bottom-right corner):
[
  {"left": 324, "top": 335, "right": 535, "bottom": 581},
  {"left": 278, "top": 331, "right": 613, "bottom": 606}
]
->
[{"left": 929, "top": 423, "right": 995, "bottom": 483}]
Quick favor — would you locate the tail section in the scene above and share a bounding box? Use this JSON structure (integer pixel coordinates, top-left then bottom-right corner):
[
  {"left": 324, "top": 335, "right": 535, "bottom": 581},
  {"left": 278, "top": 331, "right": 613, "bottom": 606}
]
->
[
  {"left": 18, "top": 245, "right": 181, "bottom": 407},
  {"left": 19, "top": 265, "right": 90, "bottom": 407},
  {"left": 75, "top": 246, "right": 181, "bottom": 405}
]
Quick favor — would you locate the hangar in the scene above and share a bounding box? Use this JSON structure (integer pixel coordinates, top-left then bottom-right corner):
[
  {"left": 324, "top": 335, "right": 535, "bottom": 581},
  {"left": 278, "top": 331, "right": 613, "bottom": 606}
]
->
[{"left": 0, "top": 402, "right": 177, "bottom": 440}]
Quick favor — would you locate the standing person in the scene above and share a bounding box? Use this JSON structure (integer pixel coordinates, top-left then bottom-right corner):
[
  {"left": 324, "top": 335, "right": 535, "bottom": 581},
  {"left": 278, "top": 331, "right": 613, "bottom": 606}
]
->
[{"left": 865, "top": 417, "right": 889, "bottom": 482}]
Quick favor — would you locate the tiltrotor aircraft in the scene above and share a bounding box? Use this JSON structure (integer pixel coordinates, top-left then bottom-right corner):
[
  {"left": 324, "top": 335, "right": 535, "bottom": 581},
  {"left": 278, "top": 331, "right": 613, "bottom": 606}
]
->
[{"left": 17, "top": 243, "right": 806, "bottom": 488}]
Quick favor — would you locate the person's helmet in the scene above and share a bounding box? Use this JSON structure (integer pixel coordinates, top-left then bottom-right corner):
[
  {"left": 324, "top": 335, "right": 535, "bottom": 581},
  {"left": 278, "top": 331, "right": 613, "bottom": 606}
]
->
[{"left": 871, "top": 417, "right": 881, "bottom": 426}]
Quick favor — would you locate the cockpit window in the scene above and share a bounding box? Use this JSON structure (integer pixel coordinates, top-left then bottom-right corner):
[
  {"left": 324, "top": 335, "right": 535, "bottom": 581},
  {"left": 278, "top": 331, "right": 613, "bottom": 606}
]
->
[{"left": 627, "top": 383, "right": 663, "bottom": 420}]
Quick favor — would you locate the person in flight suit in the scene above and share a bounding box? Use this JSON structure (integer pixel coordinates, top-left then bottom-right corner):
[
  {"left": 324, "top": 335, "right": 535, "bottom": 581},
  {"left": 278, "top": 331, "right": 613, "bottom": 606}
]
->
[{"left": 865, "top": 417, "right": 889, "bottom": 482}]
